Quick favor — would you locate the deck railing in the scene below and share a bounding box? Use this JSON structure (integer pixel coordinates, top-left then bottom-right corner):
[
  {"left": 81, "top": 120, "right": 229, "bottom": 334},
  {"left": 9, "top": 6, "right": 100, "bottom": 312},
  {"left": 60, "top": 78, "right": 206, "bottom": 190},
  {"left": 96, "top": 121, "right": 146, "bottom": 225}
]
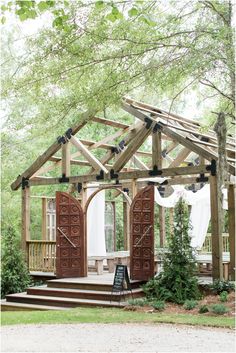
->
[
  {"left": 27, "top": 240, "right": 56, "bottom": 272},
  {"left": 201, "top": 233, "right": 229, "bottom": 253}
]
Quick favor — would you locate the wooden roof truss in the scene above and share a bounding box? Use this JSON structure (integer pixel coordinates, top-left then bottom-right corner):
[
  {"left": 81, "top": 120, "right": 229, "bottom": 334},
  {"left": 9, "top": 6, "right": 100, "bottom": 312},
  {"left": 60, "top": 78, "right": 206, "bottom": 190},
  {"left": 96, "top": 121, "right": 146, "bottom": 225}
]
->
[{"left": 11, "top": 98, "right": 235, "bottom": 191}]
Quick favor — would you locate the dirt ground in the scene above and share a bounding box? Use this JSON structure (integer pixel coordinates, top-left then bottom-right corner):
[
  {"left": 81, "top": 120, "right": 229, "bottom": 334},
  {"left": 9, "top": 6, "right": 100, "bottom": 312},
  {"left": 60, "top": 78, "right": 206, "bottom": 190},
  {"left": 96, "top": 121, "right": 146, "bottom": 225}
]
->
[
  {"left": 1, "top": 323, "right": 235, "bottom": 353},
  {"left": 127, "top": 292, "right": 235, "bottom": 317}
]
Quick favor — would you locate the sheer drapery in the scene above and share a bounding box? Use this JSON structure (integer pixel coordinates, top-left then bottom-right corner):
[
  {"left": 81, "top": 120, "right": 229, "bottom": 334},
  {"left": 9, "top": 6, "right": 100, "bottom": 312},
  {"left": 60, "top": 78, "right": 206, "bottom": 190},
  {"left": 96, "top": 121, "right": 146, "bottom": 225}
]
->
[{"left": 87, "top": 185, "right": 106, "bottom": 256}]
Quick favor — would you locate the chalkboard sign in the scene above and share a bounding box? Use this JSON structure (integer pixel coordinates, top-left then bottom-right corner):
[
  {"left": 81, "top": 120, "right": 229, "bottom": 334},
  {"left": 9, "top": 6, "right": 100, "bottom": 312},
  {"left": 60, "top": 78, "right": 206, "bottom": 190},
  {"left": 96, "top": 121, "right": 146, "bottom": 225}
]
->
[{"left": 112, "top": 265, "right": 131, "bottom": 293}]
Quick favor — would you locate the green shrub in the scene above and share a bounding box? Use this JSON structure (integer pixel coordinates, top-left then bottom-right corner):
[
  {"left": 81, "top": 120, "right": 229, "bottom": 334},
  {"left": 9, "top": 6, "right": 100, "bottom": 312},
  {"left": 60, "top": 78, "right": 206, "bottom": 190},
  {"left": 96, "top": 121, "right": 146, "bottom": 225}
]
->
[
  {"left": 211, "top": 304, "right": 229, "bottom": 315},
  {"left": 143, "top": 199, "right": 200, "bottom": 304},
  {"left": 219, "top": 291, "right": 228, "bottom": 302},
  {"left": 127, "top": 298, "right": 148, "bottom": 307},
  {"left": 210, "top": 279, "right": 235, "bottom": 294},
  {"left": 1, "top": 226, "right": 32, "bottom": 298},
  {"left": 152, "top": 300, "right": 165, "bottom": 311},
  {"left": 183, "top": 299, "right": 198, "bottom": 310},
  {"left": 198, "top": 305, "right": 209, "bottom": 314}
]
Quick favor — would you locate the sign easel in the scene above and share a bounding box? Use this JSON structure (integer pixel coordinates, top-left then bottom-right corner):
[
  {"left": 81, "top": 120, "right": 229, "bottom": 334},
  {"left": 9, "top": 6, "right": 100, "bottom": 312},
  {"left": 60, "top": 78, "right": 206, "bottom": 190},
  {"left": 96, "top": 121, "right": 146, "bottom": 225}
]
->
[{"left": 111, "top": 264, "right": 133, "bottom": 303}]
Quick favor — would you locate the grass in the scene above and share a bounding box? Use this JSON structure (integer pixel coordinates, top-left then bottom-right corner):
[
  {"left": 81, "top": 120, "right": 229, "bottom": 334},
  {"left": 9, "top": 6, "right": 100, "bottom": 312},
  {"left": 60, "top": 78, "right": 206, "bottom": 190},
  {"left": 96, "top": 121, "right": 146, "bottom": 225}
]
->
[{"left": 1, "top": 307, "right": 235, "bottom": 328}]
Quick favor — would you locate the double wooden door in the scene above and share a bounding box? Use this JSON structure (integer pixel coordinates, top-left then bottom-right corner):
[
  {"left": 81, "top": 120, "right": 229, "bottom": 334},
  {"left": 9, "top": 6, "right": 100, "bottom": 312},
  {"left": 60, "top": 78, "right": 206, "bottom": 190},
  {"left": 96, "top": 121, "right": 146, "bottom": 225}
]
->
[
  {"left": 56, "top": 192, "right": 86, "bottom": 278},
  {"left": 130, "top": 185, "right": 155, "bottom": 281}
]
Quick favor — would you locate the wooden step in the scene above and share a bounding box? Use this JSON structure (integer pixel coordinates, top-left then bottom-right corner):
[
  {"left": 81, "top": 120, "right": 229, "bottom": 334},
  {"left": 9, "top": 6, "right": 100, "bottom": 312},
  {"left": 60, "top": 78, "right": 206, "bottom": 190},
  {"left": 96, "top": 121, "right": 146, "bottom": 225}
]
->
[
  {"left": 47, "top": 279, "right": 145, "bottom": 291},
  {"left": 27, "top": 286, "right": 143, "bottom": 302},
  {"left": 6, "top": 293, "right": 127, "bottom": 308},
  {"left": 1, "top": 299, "right": 67, "bottom": 311}
]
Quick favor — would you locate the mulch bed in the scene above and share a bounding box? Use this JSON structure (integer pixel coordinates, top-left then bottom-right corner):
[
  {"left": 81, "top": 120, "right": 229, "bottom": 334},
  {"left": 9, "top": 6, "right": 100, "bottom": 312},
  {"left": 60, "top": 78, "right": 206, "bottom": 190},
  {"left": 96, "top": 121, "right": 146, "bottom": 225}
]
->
[{"left": 124, "top": 291, "right": 235, "bottom": 317}]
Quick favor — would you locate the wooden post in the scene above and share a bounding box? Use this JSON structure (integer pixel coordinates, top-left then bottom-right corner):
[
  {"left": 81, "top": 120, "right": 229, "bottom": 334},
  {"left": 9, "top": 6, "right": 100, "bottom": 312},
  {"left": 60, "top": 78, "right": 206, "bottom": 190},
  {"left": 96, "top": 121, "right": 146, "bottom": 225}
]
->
[
  {"left": 131, "top": 179, "right": 138, "bottom": 199},
  {"left": 22, "top": 187, "right": 30, "bottom": 265},
  {"left": 81, "top": 182, "right": 87, "bottom": 209},
  {"left": 159, "top": 206, "right": 166, "bottom": 247},
  {"left": 123, "top": 200, "right": 130, "bottom": 250},
  {"left": 209, "top": 175, "right": 223, "bottom": 280},
  {"left": 228, "top": 184, "right": 235, "bottom": 280},
  {"left": 62, "top": 141, "right": 71, "bottom": 176},
  {"left": 152, "top": 131, "right": 162, "bottom": 169},
  {"left": 42, "top": 197, "right": 47, "bottom": 240}
]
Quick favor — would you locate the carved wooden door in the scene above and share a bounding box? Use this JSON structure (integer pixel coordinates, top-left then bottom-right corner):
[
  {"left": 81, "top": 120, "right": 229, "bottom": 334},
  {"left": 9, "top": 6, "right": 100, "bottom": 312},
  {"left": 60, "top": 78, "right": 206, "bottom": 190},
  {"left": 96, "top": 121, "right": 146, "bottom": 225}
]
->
[
  {"left": 56, "top": 192, "right": 86, "bottom": 278},
  {"left": 130, "top": 185, "right": 154, "bottom": 281}
]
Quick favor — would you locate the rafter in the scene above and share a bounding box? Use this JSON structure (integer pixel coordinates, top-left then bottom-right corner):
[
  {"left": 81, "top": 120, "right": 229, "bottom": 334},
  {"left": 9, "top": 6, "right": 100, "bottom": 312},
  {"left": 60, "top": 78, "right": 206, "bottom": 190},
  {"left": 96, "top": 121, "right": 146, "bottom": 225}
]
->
[
  {"left": 11, "top": 108, "right": 94, "bottom": 190},
  {"left": 70, "top": 135, "right": 109, "bottom": 174},
  {"left": 112, "top": 124, "right": 153, "bottom": 172}
]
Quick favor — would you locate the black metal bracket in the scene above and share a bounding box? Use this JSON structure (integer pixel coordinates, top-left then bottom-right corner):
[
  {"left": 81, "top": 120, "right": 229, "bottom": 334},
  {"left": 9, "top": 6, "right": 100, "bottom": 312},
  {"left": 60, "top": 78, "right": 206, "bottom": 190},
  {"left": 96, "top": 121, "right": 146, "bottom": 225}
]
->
[
  {"left": 158, "top": 185, "right": 165, "bottom": 197},
  {"left": 123, "top": 188, "right": 129, "bottom": 195},
  {"left": 57, "top": 135, "right": 66, "bottom": 144},
  {"left": 206, "top": 159, "right": 217, "bottom": 176},
  {"left": 110, "top": 169, "right": 119, "bottom": 179},
  {"left": 118, "top": 140, "right": 125, "bottom": 150},
  {"left": 59, "top": 174, "right": 69, "bottom": 183},
  {"left": 144, "top": 117, "right": 152, "bottom": 129},
  {"left": 149, "top": 165, "right": 162, "bottom": 176},
  {"left": 111, "top": 147, "right": 119, "bottom": 154},
  {"left": 65, "top": 128, "right": 72, "bottom": 140},
  {"left": 153, "top": 122, "right": 162, "bottom": 133},
  {"left": 22, "top": 177, "right": 29, "bottom": 189},
  {"left": 77, "top": 183, "right": 82, "bottom": 193},
  {"left": 161, "top": 179, "right": 168, "bottom": 185},
  {"left": 161, "top": 149, "right": 167, "bottom": 158},
  {"left": 200, "top": 136, "right": 209, "bottom": 143},
  {"left": 196, "top": 173, "right": 209, "bottom": 183},
  {"left": 96, "top": 170, "right": 104, "bottom": 181}
]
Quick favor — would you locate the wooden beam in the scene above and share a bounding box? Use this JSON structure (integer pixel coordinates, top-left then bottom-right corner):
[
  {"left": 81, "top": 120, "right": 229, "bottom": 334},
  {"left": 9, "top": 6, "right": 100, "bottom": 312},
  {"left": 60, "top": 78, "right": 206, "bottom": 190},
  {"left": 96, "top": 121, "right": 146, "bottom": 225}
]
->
[
  {"left": 124, "top": 98, "right": 201, "bottom": 126},
  {"left": 122, "top": 102, "right": 235, "bottom": 175},
  {"left": 152, "top": 131, "right": 162, "bottom": 169},
  {"left": 112, "top": 125, "right": 152, "bottom": 172},
  {"left": 11, "top": 109, "right": 93, "bottom": 190},
  {"left": 22, "top": 187, "right": 30, "bottom": 264},
  {"left": 62, "top": 141, "right": 71, "bottom": 177},
  {"left": 168, "top": 147, "right": 191, "bottom": 168},
  {"left": 70, "top": 135, "right": 109, "bottom": 174},
  {"left": 91, "top": 116, "right": 130, "bottom": 129},
  {"left": 42, "top": 198, "right": 47, "bottom": 241},
  {"left": 228, "top": 184, "right": 235, "bottom": 280},
  {"left": 133, "top": 155, "right": 149, "bottom": 170},
  {"left": 209, "top": 175, "right": 223, "bottom": 280},
  {"left": 28, "top": 165, "right": 211, "bottom": 187},
  {"left": 165, "top": 141, "right": 178, "bottom": 155}
]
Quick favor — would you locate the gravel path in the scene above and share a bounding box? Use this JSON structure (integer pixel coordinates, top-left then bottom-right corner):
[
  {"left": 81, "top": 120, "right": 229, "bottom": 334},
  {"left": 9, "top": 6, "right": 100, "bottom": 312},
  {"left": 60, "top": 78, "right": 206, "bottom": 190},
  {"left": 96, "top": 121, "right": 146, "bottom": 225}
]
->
[{"left": 1, "top": 323, "right": 234, "bottom": 353}]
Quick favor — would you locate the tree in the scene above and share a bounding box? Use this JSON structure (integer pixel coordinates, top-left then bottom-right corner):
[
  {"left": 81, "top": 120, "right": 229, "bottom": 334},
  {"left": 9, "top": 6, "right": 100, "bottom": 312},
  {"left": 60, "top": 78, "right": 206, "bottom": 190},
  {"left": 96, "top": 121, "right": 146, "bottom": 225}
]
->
[
  {"left": 143, "top": 198, "right": 200, "bottom": 304},
  {"left": 1, "top": 226, "right": 31, "bottom": 298},
  {"left": 1, "top": 0, "right": 234, "bottom": 239}
]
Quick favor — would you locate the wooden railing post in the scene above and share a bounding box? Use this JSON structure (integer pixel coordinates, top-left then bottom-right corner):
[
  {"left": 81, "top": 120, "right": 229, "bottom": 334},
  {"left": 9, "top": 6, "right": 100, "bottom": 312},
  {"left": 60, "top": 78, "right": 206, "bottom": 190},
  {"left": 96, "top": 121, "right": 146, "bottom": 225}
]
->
[{"left": 22, "top": 186, "right": 30, "bottom": 265}]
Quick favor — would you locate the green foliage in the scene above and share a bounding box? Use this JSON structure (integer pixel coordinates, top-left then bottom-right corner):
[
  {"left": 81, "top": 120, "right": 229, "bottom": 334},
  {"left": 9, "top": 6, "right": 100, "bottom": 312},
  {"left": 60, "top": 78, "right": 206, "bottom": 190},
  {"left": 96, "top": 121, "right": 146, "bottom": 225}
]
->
[
  {"left": 1, "top": 226, "right": 32, "bottom": 299},
  {"left": 211, "top": 304, "right": 229, "bottom": 315},
  {"left": 219, "top": 291, "right": 228, "bottom": 302},
  {"left": 143, "top": 198, "right": 200, "bottom": 304},
  {"left": 198, "top": 305, "right": 209, "bottom": 314},
  {"left": 183, "top": 300, "right": 198, "bottom": 310},
  {"left": 152, "top": 300, "right": 165, "bottom": 311},
  {"left": 210, "top": 280, "right": 235, "bottom": 294},
  {"left": 127, "top": 298, "right": 149, "bottom": 307}
]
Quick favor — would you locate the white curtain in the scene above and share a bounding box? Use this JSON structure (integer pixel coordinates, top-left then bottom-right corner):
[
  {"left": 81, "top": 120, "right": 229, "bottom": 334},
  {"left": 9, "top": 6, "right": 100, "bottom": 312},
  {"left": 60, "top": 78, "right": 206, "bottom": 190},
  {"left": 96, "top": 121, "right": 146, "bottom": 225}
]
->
[
  {"left": 87, "top": 185, "right": 106, "bottom": 256},
  {"left": 154, "top": 184, "right": 228, "bottom": 250}
]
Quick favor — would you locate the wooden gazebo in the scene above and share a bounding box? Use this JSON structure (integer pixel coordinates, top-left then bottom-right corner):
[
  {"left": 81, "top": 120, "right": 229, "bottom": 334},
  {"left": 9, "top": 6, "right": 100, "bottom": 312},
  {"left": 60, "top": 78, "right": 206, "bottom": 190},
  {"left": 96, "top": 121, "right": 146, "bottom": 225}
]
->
[{"left": 11, "top": 98, "right": 235, "bottom": 281}]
